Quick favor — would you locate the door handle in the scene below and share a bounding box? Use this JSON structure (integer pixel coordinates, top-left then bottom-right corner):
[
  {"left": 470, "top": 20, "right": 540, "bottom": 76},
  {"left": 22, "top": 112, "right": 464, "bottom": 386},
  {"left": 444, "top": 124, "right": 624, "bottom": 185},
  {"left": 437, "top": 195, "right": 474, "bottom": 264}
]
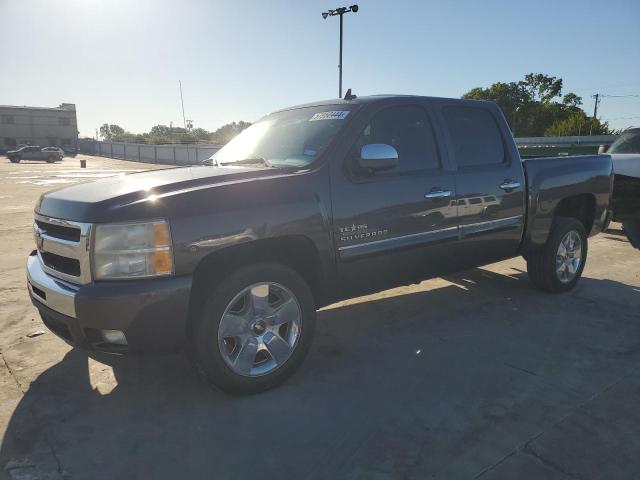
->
[
  {"left": 499, "top": 181, "right": 521, "bottom": 191},
  {"left": 425, "top": 190, "right": 452, "bottom": 199}
]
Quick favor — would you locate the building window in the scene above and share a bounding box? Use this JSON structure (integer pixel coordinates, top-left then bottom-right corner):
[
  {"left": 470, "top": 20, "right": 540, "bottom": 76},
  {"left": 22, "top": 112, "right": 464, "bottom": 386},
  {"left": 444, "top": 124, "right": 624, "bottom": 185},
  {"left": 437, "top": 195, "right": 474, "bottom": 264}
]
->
[
  {"left": 59, "top": 117, "right": 71, "bottom": 126},
  {"left": 61, "top": 138, "right": 72, "bottom": 146},
  {"left": 4, "top": 138, "right": 17, "bottom": 147},
  {"left": 2, "top": 115, "right": 15, "bottom": 124}
]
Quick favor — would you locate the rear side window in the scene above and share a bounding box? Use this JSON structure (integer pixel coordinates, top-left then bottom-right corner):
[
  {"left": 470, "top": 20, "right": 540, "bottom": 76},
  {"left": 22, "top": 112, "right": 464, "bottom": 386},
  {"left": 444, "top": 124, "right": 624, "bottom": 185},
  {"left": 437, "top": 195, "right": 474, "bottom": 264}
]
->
[
  {"left": 443, "top": 106, "right": 505, "bottom": 167},
  {"left": 355, "top": 105, "right": 440, "bottom": 173}
]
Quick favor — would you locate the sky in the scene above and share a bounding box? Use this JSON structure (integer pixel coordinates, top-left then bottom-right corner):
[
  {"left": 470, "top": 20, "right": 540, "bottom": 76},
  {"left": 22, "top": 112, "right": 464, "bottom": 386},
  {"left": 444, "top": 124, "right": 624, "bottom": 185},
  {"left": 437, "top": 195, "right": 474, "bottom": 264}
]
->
[{"left": 1, "top": 0, "right": 639, "bottom": 138}]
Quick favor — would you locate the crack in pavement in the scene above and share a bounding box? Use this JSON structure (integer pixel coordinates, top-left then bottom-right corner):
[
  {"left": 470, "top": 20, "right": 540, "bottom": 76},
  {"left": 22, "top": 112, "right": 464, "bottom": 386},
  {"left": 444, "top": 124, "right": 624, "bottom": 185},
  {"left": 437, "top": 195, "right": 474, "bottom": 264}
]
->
[
  {"left": 474, "top": 368, "right": 638, "bottom": 479},
  {"left": 0, "top": 350, "right": 24, "bottom": 394},
  {"left": 521, "top": 441, "right": 585, "bottom": 480}
]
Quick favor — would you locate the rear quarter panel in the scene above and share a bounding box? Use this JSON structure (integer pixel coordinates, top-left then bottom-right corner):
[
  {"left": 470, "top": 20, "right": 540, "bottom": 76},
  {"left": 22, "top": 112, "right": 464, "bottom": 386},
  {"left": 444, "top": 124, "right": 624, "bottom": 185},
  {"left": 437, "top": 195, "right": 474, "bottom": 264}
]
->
[{"left": 523, "top": 154, "right": 613, "bottom": 249}]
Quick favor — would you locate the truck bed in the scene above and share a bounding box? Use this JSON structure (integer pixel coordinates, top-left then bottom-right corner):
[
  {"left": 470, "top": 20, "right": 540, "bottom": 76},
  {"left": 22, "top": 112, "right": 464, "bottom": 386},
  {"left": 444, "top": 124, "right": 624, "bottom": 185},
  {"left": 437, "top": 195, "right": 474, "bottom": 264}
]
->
[{"left": 521, "top": 154, "right": 614, "bottom": 249}]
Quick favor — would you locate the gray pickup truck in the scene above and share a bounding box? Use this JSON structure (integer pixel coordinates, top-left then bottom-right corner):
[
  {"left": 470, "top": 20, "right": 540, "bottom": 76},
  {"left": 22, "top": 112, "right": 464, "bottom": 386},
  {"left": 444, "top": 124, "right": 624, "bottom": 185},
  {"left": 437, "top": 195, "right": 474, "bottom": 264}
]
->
[{"left": 27, "top": 95, "right": 614, "bottom": 394}]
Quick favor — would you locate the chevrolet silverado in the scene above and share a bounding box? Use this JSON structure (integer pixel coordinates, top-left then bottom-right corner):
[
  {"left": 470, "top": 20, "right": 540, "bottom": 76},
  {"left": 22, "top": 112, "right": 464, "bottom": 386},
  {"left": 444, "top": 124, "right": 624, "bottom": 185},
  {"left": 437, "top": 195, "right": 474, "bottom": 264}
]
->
[{"left": 27, "top": 95, "right": 614, "bottom": 394}]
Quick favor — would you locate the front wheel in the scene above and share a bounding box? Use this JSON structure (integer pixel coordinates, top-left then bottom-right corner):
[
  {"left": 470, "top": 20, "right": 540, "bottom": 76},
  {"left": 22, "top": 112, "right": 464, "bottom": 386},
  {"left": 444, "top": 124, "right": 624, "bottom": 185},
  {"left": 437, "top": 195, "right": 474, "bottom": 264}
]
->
[
  {"left": 9, "top": 156, "right": 20, "bottom": 163},
  {"left": 527, "top": 216, "right": 588, "bottom": 293},
  {"left": 46, "top": 155, "right": 56, "bottom": 163},
  {"left": 190, "top": 263, "right": 316, "bottom": 395}
]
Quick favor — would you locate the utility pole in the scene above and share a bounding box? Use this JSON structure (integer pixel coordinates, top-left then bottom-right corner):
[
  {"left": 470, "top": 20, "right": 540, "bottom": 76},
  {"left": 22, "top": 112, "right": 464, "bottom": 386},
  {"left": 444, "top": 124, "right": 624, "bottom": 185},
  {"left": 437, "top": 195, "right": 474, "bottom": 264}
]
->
[
  {"left": 589, "top": 93, "right": 639, "bottom": 134},
  {"left": 179, "top": 80, "right": 187, "bottom": 131},
  {"left": 592, "top": 93, "right": 600, "bottom": 119},
  {"left": 589, "top": 94, "right": 601, "bottom": 136},
  {"left": 322, "top": 5, "right": 359, "bottom": 98}
]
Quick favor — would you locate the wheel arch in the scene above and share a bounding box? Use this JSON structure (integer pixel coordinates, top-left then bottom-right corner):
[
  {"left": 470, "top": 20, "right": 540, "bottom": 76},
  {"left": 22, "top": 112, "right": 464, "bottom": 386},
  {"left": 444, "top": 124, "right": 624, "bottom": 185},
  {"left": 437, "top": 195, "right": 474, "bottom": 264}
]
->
[
  {"left": 187, "top": 235, "right": 325, "bottom": 333},
  {"left": 553, "top": 193, "right": 596, "bottom": 235}
]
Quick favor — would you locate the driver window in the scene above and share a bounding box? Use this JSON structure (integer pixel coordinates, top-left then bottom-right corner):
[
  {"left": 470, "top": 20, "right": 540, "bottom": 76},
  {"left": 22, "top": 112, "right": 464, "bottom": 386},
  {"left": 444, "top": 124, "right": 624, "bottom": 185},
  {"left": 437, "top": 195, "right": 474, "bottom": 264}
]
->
[{"left": 352, "top": 105, "right": 440, "bottom": 174}]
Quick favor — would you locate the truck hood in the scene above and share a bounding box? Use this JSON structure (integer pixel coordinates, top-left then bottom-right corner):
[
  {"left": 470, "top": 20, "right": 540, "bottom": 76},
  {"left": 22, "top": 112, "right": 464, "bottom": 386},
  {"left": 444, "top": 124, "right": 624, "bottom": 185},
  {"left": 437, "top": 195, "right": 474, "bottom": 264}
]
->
[
  {"left": 36, "top": 165, "right": 271, "bottom": 222},
  {"left": 611, "top": 153, "right": 640, "bottom": 178}
]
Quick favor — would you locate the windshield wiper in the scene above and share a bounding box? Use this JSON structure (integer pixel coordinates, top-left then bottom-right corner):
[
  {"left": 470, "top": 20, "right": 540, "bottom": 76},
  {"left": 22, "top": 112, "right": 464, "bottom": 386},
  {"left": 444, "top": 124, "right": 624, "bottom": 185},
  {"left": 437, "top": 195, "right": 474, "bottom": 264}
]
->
[{"left": 219, "top": 157, "right": 274, "bottom": 168}]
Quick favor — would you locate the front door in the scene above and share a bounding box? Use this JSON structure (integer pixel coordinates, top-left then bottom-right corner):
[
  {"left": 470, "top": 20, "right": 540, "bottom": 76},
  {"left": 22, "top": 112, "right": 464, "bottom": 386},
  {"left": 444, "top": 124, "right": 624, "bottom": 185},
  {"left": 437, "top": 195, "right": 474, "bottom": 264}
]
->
[{"left": 330, "top": 102, "right": 458, "bottom": 298}]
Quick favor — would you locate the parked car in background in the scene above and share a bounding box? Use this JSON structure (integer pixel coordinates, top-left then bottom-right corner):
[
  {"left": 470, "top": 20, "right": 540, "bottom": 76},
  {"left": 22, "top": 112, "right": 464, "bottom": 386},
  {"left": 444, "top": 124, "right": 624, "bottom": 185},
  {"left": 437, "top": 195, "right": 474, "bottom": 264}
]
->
[
  {"left": 61, "top": 145, "right": 78, "bottom": 156},
  {"left": 7, "top": 145, "right": 63, "bottom": 163}
]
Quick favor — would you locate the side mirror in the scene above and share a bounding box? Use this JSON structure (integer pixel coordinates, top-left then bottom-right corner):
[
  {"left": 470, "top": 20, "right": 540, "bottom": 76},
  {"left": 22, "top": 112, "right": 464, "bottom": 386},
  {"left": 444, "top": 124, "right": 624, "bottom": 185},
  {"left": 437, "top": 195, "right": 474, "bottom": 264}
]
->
[
  {"left": 598, "top": 144, "right": 609, "bottom": 154},
  {"left": 359, "top": 144, "right": 398, "bottom": 171}
]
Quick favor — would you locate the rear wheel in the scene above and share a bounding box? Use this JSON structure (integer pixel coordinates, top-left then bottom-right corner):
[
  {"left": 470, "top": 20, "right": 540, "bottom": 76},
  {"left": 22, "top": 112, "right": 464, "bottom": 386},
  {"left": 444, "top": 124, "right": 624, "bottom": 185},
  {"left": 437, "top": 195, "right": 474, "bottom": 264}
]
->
[
  {"left": 190, "top": 263, "right": 316, "bottom": 395},
  {"left": 527, "top": 216, "right": 588, "bottom": 293}
]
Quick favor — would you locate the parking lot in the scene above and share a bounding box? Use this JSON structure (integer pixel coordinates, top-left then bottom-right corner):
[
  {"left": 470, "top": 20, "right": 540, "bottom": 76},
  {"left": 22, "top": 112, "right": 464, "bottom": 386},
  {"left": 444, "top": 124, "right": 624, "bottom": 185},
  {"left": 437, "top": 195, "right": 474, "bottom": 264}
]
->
[{"left": 0, "top": 155, "right": 638, "bottom": 479}]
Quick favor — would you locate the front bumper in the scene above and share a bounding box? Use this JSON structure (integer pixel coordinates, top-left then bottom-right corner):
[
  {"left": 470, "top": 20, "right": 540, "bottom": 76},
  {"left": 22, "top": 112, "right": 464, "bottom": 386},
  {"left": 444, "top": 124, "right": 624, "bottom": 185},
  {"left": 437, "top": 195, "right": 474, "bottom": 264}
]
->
[{"left": 27, "top": 251, "right": 192, "bottom": 352}]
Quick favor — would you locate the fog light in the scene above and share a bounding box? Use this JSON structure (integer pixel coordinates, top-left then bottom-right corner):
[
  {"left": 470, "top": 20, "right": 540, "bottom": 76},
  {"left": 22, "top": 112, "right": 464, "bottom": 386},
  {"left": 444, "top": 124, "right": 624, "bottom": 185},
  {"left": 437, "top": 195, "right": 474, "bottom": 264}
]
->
[{"left": 101, "top": 329, "right": 128, "bottom": 345}]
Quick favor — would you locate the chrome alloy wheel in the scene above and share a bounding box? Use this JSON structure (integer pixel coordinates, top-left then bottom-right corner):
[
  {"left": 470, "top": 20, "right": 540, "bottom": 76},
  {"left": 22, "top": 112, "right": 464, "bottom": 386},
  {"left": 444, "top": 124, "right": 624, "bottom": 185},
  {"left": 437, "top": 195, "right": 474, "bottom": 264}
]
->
[
  {"left": 555, "top": 230, "right": 582, "bottom": 284},
  {"left": 217, "top": 282, "right": 302, "bottom": 377}
]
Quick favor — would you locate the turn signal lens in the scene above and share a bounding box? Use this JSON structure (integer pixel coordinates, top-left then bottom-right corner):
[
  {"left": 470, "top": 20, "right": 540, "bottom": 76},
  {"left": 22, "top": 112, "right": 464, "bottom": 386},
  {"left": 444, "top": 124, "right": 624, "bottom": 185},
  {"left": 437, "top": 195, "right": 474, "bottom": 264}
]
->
[{"left": 153, "top": 250, "right": 172, "bottom": 275}]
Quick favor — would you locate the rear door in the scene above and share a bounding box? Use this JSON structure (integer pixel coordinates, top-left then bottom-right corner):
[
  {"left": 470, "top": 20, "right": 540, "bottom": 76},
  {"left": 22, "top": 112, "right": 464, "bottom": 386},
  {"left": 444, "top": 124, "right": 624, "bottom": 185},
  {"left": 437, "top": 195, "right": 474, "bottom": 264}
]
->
[
  {"left": 330, "top": 101, "right": 458, "bottom": 297},
  {"left": 437, "top": 102, "right": 526, "bottom": 267}
]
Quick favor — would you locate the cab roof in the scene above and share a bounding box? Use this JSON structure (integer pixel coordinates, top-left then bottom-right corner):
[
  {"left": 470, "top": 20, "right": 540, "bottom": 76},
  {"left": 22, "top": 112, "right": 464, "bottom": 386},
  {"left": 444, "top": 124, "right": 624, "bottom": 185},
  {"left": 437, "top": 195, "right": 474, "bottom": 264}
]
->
[{"left": 271, "top": 94, "right": 492, "bottom": 114}]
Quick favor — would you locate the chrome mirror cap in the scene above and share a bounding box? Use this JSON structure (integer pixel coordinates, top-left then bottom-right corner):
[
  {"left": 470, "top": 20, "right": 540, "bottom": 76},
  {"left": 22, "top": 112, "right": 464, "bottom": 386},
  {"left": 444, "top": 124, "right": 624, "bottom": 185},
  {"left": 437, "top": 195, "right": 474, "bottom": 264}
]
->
[{"left": 359, "top": 144, "right": 399, "bottom": 171}]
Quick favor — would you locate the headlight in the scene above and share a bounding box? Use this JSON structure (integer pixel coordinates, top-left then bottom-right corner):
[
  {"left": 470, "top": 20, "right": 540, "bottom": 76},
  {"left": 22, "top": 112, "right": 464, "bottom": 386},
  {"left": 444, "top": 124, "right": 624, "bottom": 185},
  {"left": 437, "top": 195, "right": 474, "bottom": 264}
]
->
[{"left": 93, "top": 220, "right": 173, "bottom": 280}]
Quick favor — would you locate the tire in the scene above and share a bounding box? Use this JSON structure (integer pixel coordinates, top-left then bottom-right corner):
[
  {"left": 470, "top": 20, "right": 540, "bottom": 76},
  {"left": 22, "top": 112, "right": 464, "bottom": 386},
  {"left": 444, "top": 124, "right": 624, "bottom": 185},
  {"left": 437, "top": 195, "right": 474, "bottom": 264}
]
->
[
  {"left": 46, "top": 155, "right": 56, "bottom": 163},
  {"left": 190, "top": 262, "right": 316, "bottom": 395},
  {"left": 10, "top": 156, "right": 20, "bottom": 163},
  {"left": 527, "top": 216, "right": 588, "bottom": 293}
]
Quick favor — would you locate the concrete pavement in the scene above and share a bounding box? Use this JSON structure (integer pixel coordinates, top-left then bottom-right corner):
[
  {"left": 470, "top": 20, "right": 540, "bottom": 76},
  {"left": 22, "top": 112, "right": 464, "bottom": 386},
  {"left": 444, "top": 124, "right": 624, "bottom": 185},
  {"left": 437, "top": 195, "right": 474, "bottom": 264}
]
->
[{"left": 0, "top": 155, "right": 638, "bottom": 479}]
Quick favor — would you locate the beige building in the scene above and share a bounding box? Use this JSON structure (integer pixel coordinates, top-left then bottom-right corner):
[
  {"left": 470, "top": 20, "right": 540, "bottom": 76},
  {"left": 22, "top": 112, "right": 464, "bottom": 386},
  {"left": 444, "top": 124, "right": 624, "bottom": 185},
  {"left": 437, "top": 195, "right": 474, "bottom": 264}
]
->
[{"left": 0, "top": 103, "right": 78, "bottom": 151}]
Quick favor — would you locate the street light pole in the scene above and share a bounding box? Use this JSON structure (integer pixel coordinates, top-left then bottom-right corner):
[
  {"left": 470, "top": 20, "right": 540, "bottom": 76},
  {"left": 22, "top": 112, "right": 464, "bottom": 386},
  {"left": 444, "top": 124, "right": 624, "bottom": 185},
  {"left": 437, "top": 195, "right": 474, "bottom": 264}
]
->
[
  {"left": 339, "top": 13, "right": 343, "bottom": 98},
  {"left": 322, "top": 5, "right": 359, "bottom": 98}
]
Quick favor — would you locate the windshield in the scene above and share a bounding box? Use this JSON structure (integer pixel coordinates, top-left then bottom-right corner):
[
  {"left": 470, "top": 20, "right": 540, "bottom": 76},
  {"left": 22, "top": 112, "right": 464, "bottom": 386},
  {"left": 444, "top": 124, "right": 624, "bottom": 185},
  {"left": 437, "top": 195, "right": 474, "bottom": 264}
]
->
[
  {"left": 210, "top": 106, "right": 353, "bottom": 168},
  {"left": 609, "top": 130, "right": 640, "bottom": 154}
]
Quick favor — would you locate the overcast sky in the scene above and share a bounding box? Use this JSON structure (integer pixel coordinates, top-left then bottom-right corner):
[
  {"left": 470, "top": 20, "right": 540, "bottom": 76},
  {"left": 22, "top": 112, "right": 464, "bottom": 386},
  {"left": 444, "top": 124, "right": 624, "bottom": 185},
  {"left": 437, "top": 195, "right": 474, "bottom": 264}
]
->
[{"left": 1, "top": 0, "right": 639, "bottom": 137}]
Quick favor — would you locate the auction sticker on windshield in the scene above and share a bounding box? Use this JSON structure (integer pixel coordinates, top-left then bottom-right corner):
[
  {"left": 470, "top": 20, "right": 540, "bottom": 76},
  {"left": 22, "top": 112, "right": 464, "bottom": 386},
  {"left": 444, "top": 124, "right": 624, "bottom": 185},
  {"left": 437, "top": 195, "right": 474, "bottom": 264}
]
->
[{"left": 309, "top": 111, "right": 350, "bottom": 121}]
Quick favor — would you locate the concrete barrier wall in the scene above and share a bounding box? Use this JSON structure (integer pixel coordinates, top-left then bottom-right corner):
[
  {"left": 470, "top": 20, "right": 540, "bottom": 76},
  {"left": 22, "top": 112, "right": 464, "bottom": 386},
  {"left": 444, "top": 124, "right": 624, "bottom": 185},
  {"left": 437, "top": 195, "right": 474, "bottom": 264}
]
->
[{"left": 83, "top": 141, "right": 220, "bottom": 165}]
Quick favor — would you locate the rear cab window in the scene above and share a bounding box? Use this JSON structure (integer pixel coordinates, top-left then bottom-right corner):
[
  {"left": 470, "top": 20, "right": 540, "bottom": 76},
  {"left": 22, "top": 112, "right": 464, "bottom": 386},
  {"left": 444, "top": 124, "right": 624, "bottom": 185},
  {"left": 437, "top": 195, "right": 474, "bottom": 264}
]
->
[{"left": 442, "top": 106, "right": 505, "bottom": 168}]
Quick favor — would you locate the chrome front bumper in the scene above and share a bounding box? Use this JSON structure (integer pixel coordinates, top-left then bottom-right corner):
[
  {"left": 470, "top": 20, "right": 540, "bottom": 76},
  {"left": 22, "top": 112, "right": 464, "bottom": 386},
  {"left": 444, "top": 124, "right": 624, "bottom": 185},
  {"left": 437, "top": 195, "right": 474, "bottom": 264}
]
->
[{"left": 26, "top": 252, "right": 79, "bottom": 318}]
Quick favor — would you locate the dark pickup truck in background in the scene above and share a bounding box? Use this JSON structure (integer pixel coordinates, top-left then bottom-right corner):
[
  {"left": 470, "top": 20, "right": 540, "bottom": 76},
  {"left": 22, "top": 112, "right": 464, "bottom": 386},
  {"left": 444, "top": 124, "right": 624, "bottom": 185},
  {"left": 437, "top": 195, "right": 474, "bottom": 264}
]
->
[{"left": 27, "top": 95, "right": 614, "bottom": 394}]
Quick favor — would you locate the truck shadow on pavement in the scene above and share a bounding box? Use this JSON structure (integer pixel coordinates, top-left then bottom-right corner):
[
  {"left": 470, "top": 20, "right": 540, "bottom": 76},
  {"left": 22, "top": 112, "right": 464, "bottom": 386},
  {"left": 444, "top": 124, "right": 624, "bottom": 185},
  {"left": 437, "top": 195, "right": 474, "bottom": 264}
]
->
[{"left": 2, "top": 267, "right": 640, "bottom": 480}]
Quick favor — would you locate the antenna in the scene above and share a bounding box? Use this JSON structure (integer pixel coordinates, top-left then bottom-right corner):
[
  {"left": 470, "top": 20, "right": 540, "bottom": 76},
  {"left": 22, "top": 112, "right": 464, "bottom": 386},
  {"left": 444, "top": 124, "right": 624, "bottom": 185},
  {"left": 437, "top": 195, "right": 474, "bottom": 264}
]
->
[
  {"left": 344, "top": 88, "right": 356, "bottom": 100},
  {"left": 179, "top": 80, "right": 187, "bottom": 131}
]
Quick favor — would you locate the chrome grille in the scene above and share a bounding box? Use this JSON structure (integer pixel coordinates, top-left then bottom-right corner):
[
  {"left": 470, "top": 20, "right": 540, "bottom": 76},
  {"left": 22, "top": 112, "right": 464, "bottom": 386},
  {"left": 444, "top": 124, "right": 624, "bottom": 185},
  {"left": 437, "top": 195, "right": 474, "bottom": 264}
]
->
[{"left": 33, "top": 213, "right": 93, "bottom": 284}]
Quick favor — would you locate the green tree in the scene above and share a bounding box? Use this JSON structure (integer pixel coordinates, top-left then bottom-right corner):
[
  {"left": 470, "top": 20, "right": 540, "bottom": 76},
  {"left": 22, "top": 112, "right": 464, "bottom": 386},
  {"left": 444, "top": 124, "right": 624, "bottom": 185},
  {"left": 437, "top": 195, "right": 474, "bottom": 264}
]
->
[
  {"left": 98, "top": 120, "right": 252, "bottom": 145},
  {"left": 545, "top": 112, "right": 611, "bottom": 136},
  {"left": 99, "top": 124, "right": 126, "bottom": 141},
  {"left": 209, "top": 121, "right": 252, "bottom": 144},
  {"left": 461, "top": 73, "right": 607, "bottom": 137}
]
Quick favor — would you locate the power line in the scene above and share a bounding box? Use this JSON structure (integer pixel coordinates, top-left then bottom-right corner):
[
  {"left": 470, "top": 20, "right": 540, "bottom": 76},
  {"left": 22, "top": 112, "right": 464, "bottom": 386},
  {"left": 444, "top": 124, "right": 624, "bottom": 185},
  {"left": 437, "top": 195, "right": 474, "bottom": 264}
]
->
[
  {"left": 599, "top": 94, "right": 640, "bottom": 98},
  {"left": 591, "top": 92, "right": 640, "bottom": 121},
  {"left": 607, "top": 115, "right": 640, "bottom": 121}
]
